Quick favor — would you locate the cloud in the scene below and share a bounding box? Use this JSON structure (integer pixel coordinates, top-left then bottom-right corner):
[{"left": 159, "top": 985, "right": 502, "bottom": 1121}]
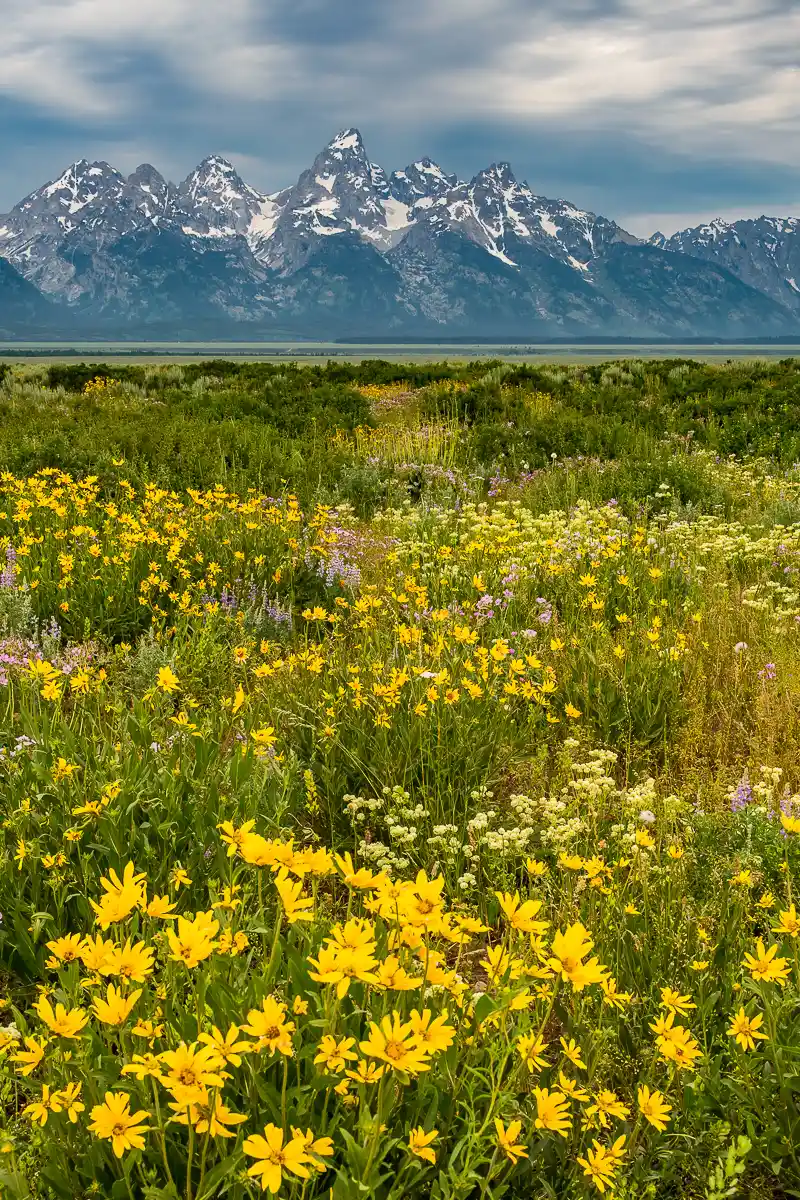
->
[{"left": 0, "top": 0, "right": 797, "bottom": 230}]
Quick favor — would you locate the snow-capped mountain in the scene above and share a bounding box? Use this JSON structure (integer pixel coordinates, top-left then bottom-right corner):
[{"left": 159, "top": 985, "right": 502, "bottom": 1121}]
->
[
  {"left": 404, "top": 160, "right": 640, "bottom": 270},
  {"left": 176, "top": 155, "right": 271, "bottom": 238},
  {"left": 651, "top": 217, "right": 800, "bottom": 316},
  {"left": 0, "top": 129, "right": 797, "bottom": 337},
  {"left": 388, "top": 158, "right": 458, "bottom": 206},
  {"left": 252, "top": 129, "right": 427, "bottom": 270}
]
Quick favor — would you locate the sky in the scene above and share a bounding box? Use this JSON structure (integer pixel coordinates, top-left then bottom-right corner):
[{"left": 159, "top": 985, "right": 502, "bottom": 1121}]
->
[{"left": 0, "top": 0, "right": 798, "bottom": 235}]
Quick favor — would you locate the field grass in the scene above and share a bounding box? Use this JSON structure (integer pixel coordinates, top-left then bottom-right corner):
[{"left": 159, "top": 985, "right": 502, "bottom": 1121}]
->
[
  {"left": 0, "top": 357, "right": 800, "bottom": 1198},
  {"left": 4, "top": 342, "right": 800, "bottom": 365}
]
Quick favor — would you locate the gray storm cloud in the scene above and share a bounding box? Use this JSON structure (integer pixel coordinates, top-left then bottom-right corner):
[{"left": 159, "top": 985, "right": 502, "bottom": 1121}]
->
[{"left": 0, "top": 0, "right": 797, "bottom": 229}]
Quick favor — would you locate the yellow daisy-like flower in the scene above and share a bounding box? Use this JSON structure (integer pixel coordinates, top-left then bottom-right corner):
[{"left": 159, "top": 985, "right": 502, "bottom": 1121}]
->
[
  {"left": 408, "top": 1127, "right": 438, "bottom": 1164},
  {"left": 494, "top": 1118, "right": 527, "bottom": 1164},
  {"left": 727, "top": 1007, "right": 768, "bottom": 1051},
  {"left": 742, "top": 939, "right": 790, "bottom": 986}
]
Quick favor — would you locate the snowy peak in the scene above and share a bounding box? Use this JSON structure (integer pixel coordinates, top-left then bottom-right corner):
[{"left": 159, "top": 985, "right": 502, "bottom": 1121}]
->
[
  {"left": 326, "top": 129, "right": 367, "bottom": 157},
  {"left": 180, "top": 154, "right": 261, "bottom": 202},
  {"left": 254, "top": 129, "right": 413, "bottom": 269},
  {"left": 22, "top": 160, "right": 126, "bottom": 218},
  {"left": 389, "top": 158, "right": 459, "bottom": 206},
  {"left": 475, "top": 162, "right": 518, "bottom": 189},
  {"left": 42, "top": 159, "right": 122, "bottom": 193},
  {"left": 310, "top": 129, "right": 375, "bottom": 185},
  {"left": 309, "top": 129, "right": 383, "bottom": 191},
  {"left": 177, "top": 156, "right": 266, "bottom": 237}
]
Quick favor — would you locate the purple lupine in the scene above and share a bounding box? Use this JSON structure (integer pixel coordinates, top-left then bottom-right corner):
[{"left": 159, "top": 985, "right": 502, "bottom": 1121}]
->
[
  {"left": 0, "top": 546, "right": 17, "bottom": 590},
  {"left": 730, "top": 773, "right": 753, "bottom": 813}
]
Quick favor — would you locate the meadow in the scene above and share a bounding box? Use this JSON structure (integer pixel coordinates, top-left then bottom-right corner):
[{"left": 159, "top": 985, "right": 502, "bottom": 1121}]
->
[{"left": 0, "top": 356, "right": 800, "bottom": 1198}]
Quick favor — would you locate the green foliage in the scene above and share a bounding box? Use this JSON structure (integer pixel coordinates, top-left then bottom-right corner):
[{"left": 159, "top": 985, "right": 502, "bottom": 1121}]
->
[
  {"left": 704, "top": 1133, "right": 751, "bottom": 1200},
  {"left": 0, "top": 357, "right": 799, "bottom": 1197}
]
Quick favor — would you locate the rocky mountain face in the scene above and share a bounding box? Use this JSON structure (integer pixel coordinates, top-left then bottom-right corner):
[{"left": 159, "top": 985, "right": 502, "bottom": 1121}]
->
[
  {"left": 651, "top": 217, "right": 800, "bottom": 319},
  {"left": 0, "top": 129, "right": 798, "bottom": 338},
  {"left": 0, "top": 256, "right": 73, "bottom": 336}
]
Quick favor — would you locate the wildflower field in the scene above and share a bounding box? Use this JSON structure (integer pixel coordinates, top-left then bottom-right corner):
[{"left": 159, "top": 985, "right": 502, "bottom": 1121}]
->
[{"left": 2, "top": 356, "right": 800, "bottom": 1198}]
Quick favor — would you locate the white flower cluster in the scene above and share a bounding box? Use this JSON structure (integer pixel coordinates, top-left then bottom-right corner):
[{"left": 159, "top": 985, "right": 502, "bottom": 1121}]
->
[
  {"left": 341, "top": 744, "right": 694, "bottom": 881},
  {"left": 356, "top": 837, "right": 410, "bottom": 875},
  {"left": 426, "top": 824, "right": 463, "bottom": 862},
  {"left": 752, "top": 764, "right": 783, "bottom": 808}
]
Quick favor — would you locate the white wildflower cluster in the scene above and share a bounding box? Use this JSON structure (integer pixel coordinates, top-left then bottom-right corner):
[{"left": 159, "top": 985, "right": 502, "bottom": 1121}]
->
[
  {"left": 567, "top": 751, "right": 619, "bottom": 808},
  {"left": 378, "top": 785, "right": 427, "bottom": 851},
  {"left": 752, "top": 765, "right": 783, "bottom": 809},
  {"left": 426, "top": 824, "right": 463, "bottom": 862},
  {"left": 515, "top": 789, "right": 584, "bottom": 849},
  {"left": 356, "top": 838, "right": 410, "bottom": 875},
  {"left": 386, "top": 823, "right": 419, "bottom": 847},
  {"left": 741, "top": 580, "right": 800, "bottom": 621},
  {"left": 480, "top": 825, "right": 535, "bottom": 855},
  {"left": 346, "top": 785, "right": 430, "bottom": 873},
  {"left": 620, "top": 776, "right": 658, "bottom": 818},
  {"left": 343, "top": 792, "right": 384, "bottom": 824},
  {"left": 464, "top": 788, "right": 534, "bottom": 859},
  {"left": 507, "top": 793, "right": 540, "bottom": 826},
  {"left": 343, "top": 787, "right": 422, "bottom": 873}
]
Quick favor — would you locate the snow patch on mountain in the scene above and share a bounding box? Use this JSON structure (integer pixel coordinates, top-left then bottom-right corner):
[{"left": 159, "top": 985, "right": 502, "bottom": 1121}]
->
[
  {"left": 329, "top": 129, "right": 362, "bottom": 154},
  {"left": 380, "top": 197, "right": 412, "bottom": 232}
]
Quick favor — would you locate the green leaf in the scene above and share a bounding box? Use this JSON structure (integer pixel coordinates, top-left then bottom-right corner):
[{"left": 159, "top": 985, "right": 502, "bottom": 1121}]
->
[
  {"left": 472, "top": 993, "right": 497, "bottom": 1026},
  {"left": 195, "top": 1153, "right": 242, "bottom": 1200}
]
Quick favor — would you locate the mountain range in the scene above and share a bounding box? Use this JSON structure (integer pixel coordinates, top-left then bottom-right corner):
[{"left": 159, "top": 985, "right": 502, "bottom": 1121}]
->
[{"left": 0, "top": 128, "right": 798, "bottom": 339}]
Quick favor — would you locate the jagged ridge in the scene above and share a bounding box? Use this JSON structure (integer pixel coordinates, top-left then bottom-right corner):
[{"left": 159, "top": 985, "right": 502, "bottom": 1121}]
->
[{"left": 0, "top": 129, "right": 797, "bottom": 337}]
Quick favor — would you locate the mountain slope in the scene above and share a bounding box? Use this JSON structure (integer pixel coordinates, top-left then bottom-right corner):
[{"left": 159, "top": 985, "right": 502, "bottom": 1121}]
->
[
  {"left": 388, "top": 226, "right": 617, "bottom": 334},
  {"left": 590, "top": 243, "right": 795, "bottom": 336},
  {"left": 652, "top": 218, "right": 800, "bottom": 318},
  {"left": 71, "top": 227, "right": 276, "bottom": 329},
  {"left": 0, "top": 256, "right": 70, "bottom": 335}
]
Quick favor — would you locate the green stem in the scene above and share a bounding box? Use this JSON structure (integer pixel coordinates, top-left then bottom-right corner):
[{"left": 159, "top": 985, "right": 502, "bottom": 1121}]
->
[
  {"left": 281, "top": 1056, "right": 289, "bottom": 1130},
  {"left": 150, "top": 1080, "right": 175, "bottom": 1188},
  {"left": 198, "top": 1129, "right": 211, "bottom": 1191},
  {"left": 186, "top": 1118, "right": 194, "bottom": 1200},
  {"left": 363, "top": 1072, "right": 389, "bottom": 1179}
]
